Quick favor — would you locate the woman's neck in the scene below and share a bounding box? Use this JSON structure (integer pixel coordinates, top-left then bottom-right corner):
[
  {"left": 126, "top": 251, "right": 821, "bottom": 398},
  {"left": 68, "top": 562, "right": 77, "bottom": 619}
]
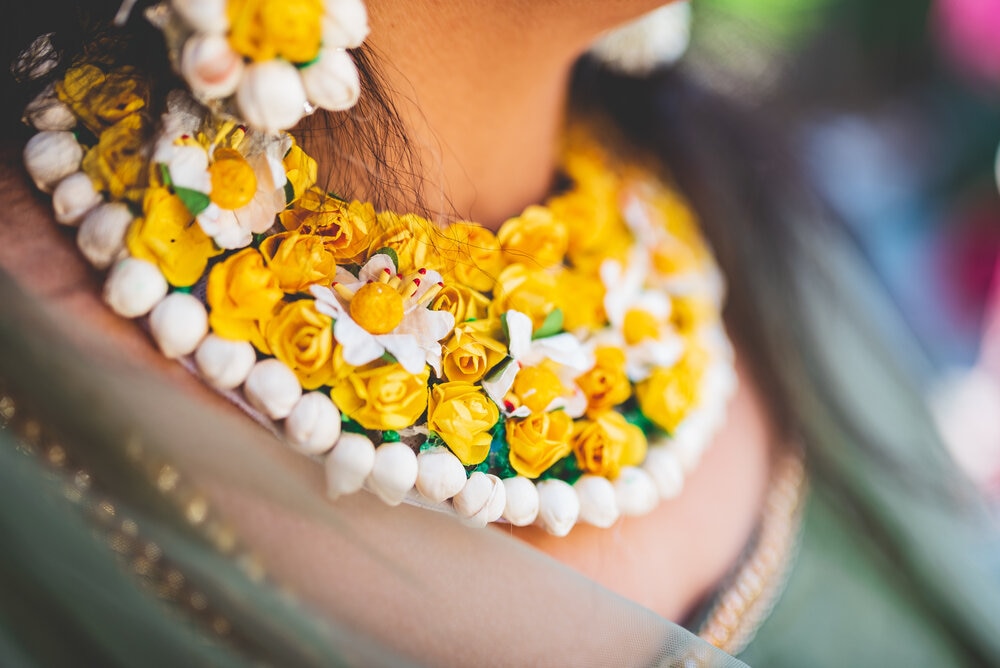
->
[{"left": 333, "top": 1, "right": 668, "bottom": 229}]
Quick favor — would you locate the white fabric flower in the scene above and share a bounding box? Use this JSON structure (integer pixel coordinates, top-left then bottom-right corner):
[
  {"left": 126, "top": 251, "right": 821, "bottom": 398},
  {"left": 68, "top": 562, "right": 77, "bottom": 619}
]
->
[
  {"left": 600, "top": 250, "right": 684, "bottom": 382},
  {"left": 481, "top": 309, "right": 592, "bottom": 418},
  {"left": 311, "top": 254, "right": 455, "bottom": 375}
]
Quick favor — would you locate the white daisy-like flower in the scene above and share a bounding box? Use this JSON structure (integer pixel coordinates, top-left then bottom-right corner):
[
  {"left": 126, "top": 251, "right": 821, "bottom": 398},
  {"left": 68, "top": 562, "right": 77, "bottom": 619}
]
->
[
  {"left": 481, "top": 310, "right": 593, "bottom": 418},
  {"left": 310, "top": 253, "right": 455, "bottom": 375},
  {"left": 154, "top": 122, "right": 287, "bottom": 249},
  {"left": 600, "top": 249, "right": 684, "bottom": 382}
]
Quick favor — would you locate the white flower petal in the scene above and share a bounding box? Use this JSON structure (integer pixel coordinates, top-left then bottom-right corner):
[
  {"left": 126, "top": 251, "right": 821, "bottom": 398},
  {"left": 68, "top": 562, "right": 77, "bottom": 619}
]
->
[
  {"left": 482, "top": 358, "right": 518, "bottom": 410},
  {"left": 527, "top": 333, "right": 593, "bottom": 371},
  {"left": 334, "top": 316, "right": 385, "bottom": 366},
  {"left": 504, "top": 310, "right": 533, "bottom": 360},
  {"left": 378, "top": 334, "right": 424, "bottom": 374},
  {"left": 359, "top": 253, "right": 396, "bottom": 282}
]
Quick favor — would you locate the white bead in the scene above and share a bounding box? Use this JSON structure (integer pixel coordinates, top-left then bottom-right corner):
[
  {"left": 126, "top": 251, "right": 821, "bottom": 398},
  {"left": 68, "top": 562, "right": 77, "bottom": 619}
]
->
[
  {"left": 235, "top": 61, "right": 307, "bottom": 134},
  {"left": 52, "top": 172, "right": 101, "bottom": 226},
  {"left": 23, "top": 131, "right": 83, "bottom": 193},
  {"left": 194, "top": 334, "right": 257, "bottom": 390},
  {"left": 181, "top": 34, "right": 243, "bottom": 101},
  {"left": 614, "top": 466, "right": 659, "bottom": 517},
  {"left": 325, "top": 432, "right": 376, "bottom": 500},
  {"left": 171, "top": 0, "right": 228, "bottom": 33},
  {"left": 322, "top": 0, "right": 369, "bottom": 49},
  {"left": 244, "top": 359, "right": 302, "bottom": 420},
  {"left": 149, "top": 292, "right": 208, "bottom": 359},
  {"left": 103, "top": 258, "right": 168, "bottom": 318},
  {"left": 24, "top": 86, "right": 75, "bottom": 131},
  {"left": 452, "top": 472, "right": 506, "bottom": 528},
  {"left": 643, "top": 447, "right": 685, "bottom": 499},
  {"left": 415, "top": 448, "right": 467, "bottom": 504},
  {"left": 285, "top": 392, "right": 342, "bottom": 455},
  {"left": 501, "top": 476, "right": 539, "bottom": 526},
  {"left": 367, "top": 442, "right": 418, "bottom": 507},
  {"left": 77, "top": 203, "right": 134, "bottom": 269},
  {"left": 574, "top": 475, "right": 620, "bottom": 528},
  {"left": 301, "top": 48, "right": 360, "bottom": 112},
  {"left": 535, "top": 479, "right": 580, "bottom": 537}
]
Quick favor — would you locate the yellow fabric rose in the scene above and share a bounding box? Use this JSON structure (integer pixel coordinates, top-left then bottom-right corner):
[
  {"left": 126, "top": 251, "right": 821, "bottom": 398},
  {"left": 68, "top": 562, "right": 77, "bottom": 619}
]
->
[
  {"left": 506, "top": 411, "right": 574, "bottom": 479},
  {"left": 556, "top": 269, "right": 606, "bottom": 332},
  {"left": 431, "top": 283, "right": 490, "bottom": 324},
  {"left": 440, "top": 222, "right": 504, "bottom": 292},
  {"left": 228, "top": 0, "right": 324, "bottom": 63},
  {"left": 575, "top": 346, "right": 631, "bottom": 415},
  {"left": 260, "top": 231, "right": 337, "bottom": 293},
  {"left": 497, "top": 205, "right": 569, "bottom": 269},
  {"left": 441, "top": 320, "right": 507, "bottom": 384},
  {"left": 56, "top": 64, "right": 148, "bottom": 135},
  {"left": 206, "top": 248, "right": 283, "bottom": 350},
  {"left": 264, "top": 300, "right": 335, "bottom": 389},
  {"left": 488, "top": 264, "right": 560, "bottom": 332},
  {"left": 82, "top": 113, "right": 150, "bottom": 202},
  {"left": 426, "top": 382, "right": 499, "bottom": 466},
  {"left": 278, "top": 189, "right": 373, "bottom": 263},
  {"left": 126, "top": 187, "right": 222, "bottom": 287},
  {"left": 635, "top": 345, "right": 707, "bottom": 433},
  {"left": 370, "top": 212, "right": 452, "bottom": 275},
  {"left": 510, "top": 365, "right": 565, "bottom": 415},
  {"left": 571, "top": 411, "right": 647, "bottom": 479},
  {"left": 283, "top": 143, "right": 318, "bottom": 203},
  {"left": 331, "top": 362, "right": 430, "bottom": 431}
]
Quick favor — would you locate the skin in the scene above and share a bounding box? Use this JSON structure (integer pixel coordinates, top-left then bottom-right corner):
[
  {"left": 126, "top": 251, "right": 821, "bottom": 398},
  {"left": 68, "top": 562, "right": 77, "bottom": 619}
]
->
[{"left": 0, "top": 0, "right": 775, "bottom": 624}]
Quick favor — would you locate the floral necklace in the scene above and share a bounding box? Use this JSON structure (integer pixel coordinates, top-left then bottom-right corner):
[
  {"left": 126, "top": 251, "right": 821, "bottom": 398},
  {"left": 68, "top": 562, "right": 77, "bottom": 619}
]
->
[{"left": 17, "top": 2, "right": 735, "bottom": 537}]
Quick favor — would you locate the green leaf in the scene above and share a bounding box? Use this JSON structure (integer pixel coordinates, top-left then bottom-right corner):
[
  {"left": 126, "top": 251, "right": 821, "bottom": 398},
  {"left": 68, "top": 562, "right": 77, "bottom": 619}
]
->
[
  {"left": 539, "top": 454, "right": 583, "bottom": 485},
  {"left": 340, "top": 416, "right": 367, "bottom": 435},
  {"left": 159, "top": 163, "right": 173, "bottom": 188},
  {"left": 381, "top": 430, "right": 401, "bottom": 443},
  {"left": 533, "top": 308, "right": 564, "bottom": 339},
  {"left": 372, "top": 247, "right": 399, "bottom": 270},
  {"left": 284, "top": 179, "right": 296, "bottom": 205},
  {"left": 174, "top": 186, "right": 211, "bottom": 216}
]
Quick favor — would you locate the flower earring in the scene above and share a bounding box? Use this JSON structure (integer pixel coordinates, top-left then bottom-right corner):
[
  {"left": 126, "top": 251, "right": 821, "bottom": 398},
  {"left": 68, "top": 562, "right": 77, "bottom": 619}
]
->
[
  {"left": 152, "top": 0, "right": 369, "bottom": 133},
  {"left": 589, "top": 1, "right": 692, "bottom": 76}
]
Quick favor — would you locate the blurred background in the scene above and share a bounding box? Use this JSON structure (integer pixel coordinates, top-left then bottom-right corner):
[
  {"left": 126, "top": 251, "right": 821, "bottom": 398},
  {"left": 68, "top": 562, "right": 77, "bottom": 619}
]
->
[{"left": 682, "top": 0, "right": 1000, "bottom": 494}]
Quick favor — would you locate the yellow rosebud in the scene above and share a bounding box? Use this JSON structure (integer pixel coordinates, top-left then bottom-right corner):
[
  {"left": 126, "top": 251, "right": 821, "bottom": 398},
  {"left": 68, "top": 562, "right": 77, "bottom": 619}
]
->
[
  {"left": 209, "top": 148, "right": 257, "bottom": 210},
  {"left": 511, "top": 365, "right": 565, "bottom": 415},
  {"left": 370, "top": 211, "right": 452, "bottom": 275},
  {"left": 264, "top": 300, "right": 335, "bottom": 389},
  {"left": 497, "top": 205, "right": 568, "bottom": 269},
  {"left": 506, "top": 411, "right": 574, "bottom": 479},
  {"left": 330, "top": 362, "right": 430, "bottom": 431},
  {"left": 278, "top": 189, "right": 372, "bottom": 263},
  {"left": 228, "top": 0, "right": 324, "bottom": 63},
  {"left": 441, "top": 320, "right": 507, "bottom": 384},
  {"left": 431, "top": 283, "right": 490, "bottom": 324},
  {"left": 427, "top": 381, "right": 499, "bottom": 465},
  {"left": 440, "top": 222, "right": 503, "bottom": 293},
  {"left": 489, "top": 264, "right": 560, "bottom": 332},
  {"left": 283, "top": 142, "right": 318, "bottom": 202},
  {"left": 260, "top": 231, "right": 337, "bottom": 293},
  {"left": 571, "top": 411, "right": 647, "bottom": 479},
  {"left": 56, "top": 65, "right": 149, "bottom": 135},
  {"left": 82, "top": 113, "right": 150, "bottom": 202},
  {"left": 126, "top": 187, "right": 223, "bottom": 287},
  {"left": 575, "top": 346, "right": 631, "bottom": 414},
  {"left": 557, "top": 269, "right": 606, "bottom": 332},
  {"left": 206, "top": 248, "right": 283, "bottom": 350},
  {"left": 635, "top": 345, "right": 707, "bottom": 433}
]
